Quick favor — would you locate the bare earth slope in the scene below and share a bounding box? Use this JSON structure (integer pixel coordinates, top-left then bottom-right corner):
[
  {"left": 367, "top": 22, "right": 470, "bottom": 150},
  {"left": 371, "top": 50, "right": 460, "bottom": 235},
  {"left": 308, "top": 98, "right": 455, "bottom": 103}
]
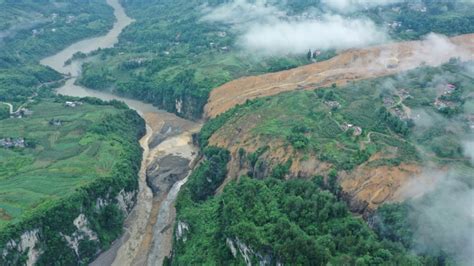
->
[{"left": 205, "top": 34, "right": 474, "bottom": 118}]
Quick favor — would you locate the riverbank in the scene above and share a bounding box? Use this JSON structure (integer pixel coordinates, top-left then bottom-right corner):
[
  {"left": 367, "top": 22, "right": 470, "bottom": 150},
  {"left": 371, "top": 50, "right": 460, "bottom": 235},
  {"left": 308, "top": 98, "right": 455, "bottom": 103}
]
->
[{"left": 39, "top": 0, "right": 202, "bottom": 264}]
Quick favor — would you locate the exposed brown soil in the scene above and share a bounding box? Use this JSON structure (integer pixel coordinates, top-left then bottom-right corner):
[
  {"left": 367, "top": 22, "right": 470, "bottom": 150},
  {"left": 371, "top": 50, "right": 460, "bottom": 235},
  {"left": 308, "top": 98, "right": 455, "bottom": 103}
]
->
[
  {"left": 205, "top": 34, "right": 474, "bottom": 119},
  {"left": 339, "top": 153, "right": 422, "bottom": 209},
  {"left": 0, "top": 208, "right": 12, "bottom": 221},
  {"left": 209, "top": 114, "right": 422, "bottom": 209},
  {"left": 202, "top": 34, "right": 474, "bottom": 208}
]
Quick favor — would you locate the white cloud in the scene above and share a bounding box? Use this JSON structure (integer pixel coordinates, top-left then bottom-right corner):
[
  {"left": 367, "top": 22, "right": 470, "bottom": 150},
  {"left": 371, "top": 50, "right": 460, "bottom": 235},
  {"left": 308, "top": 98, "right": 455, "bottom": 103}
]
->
[
  {"left": 201, "top": 0, "right": 388, "bottom": 55},
  {"left": 240, "top": 14, "right": 387, "bottom": 54},
  {"left": 321, "top": 0, "right": 404, "bottom": 12},
  {"left": 463, "top": 141, "right": 474, "bottom": 165},
  {"left": 201, "top": 0, "right": 284, "bottom": 26}
]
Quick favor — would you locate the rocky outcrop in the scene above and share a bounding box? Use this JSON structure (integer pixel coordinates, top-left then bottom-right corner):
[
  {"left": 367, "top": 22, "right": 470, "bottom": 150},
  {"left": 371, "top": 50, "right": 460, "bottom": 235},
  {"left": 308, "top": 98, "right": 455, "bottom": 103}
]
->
[
  {"left": 2, "top": 229, "right": 41, "bottom": 266},
  {"left": 149, "top": 123, "right": 182, "bottom": 149},
  {"left": 146, "top": 155, "right": 191, "bottom": 197},
  {"left": 0, "top": 182, "right": 140, "bottom": 265},
  {"left": 225, "top": 237, "right": 280, "bottom": 266},
  {"left": 175, "top": 221, "right": 190, "bottom": 242},
  {"left": 61, "top": 214, "right": 98, "bottom": 257}
]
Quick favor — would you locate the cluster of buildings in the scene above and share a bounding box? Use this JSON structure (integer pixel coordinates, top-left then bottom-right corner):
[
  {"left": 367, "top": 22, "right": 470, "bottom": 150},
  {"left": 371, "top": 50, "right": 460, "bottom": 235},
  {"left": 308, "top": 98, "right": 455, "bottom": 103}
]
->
[
  {"left": 208, "top": 31, "right": 230, "bottom": 52},
  {"left": 325, "top": 100, "right": 341, "bottom": 110},
  {"left": 408, "top": 3, "right": 427, "bottom": 13},
  {"left": 341, "top": 123, "right": 363, "bottom": 136},
  {"left": 64, "top": 101, "right": 83, "bottom": 108},
  {"left": 434, "top": 84, "right": 458, "bottom": 110},
  {"left": 383, "top": 89, "right": 412, "bottom": 120},
  {"left": 49, "top": 118, "right": 63, "bottom": 127},
  {"left": 386, "top": 21, "right": 402, "bottom": 29},
  {"left": 0, "top": 138, "right": 26, "bottom": 149},
  {"left": 11, "top": 108, "right": 33, "bottom": 119},
  {"left": 391, "top": 107, "right": 410, "bottom": 121}
]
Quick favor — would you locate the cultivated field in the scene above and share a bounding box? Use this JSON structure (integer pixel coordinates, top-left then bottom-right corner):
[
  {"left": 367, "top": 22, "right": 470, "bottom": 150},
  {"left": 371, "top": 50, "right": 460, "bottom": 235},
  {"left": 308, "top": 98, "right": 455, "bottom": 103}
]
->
[{"left": 0, "top": 100, "right": 129, "bottom": 228}]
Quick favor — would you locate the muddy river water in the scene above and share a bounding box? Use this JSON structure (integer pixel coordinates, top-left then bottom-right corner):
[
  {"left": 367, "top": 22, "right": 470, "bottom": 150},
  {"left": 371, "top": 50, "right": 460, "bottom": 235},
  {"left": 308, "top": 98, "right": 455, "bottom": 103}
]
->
[{"left": 40, "top": 0, "right": 200, "bottom": 265}]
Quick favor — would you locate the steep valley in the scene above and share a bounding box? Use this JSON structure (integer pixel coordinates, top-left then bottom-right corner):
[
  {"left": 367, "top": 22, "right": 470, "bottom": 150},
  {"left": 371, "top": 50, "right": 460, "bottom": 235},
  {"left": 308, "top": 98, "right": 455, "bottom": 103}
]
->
[{"left": 1, "top": 0, "right": 473, "bottom": 265}]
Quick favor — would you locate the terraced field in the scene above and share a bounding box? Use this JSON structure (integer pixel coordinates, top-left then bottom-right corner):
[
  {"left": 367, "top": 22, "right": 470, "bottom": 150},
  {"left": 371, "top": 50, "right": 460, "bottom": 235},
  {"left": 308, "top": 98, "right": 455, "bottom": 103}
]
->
[{"left": 0, "top": 99, "right": 141, "bottom": 229}]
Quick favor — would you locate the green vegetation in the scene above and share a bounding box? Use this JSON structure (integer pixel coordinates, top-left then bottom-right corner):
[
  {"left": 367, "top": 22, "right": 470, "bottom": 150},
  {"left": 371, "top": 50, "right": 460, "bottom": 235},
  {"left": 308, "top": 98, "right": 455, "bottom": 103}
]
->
[
  {"left": 198, "top": 60, "right": 473, "bottom": 170},
  {"left": 371, "top": 166, "right": 474, "bottom": 265},
  {"left": 0, "top": 98, "right": 145, "bottom": 225},
  {"left": 173, "top": 168, "right": 430, "bottom": 265},
  {"left": 378, "top": 2, "right": 474, "bottom": 40},
  {"left": 0, "top": 98, "right": 145, "bottom": 264},
  {"left": 186, "top": 147, "right": 230, "bottom": 202},
  {"left": 78, "top": 0, "right": 310, "bottom": 119},
  {"left": 0, "top": 104, "right": 8, "bottom": 120},
  {"left": 171, "top": 61, "right": 473, "bottom": 265},
  {"left": 0, "top": 0, "right": 114, "bottom": 104},
  {"left": 0, "top": 1, "right": 149, "bottom": 264},
  {"left": 77, "top": 0, "right": 474, "bottom": 119}
]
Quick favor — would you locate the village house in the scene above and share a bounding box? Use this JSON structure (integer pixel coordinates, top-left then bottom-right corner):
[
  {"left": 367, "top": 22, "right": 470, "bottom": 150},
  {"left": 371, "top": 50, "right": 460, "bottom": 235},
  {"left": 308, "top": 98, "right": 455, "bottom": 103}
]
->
[
  {"left": 391, "top": 7, "right": 401, "bottom": 13},
  {"left": 217, "top": 31, "right": 227, "bottom": 37},
  {"left": 325, "top": 101, "right": 341, "bottom": 110},
  {"left": 66, "top": 15, "right": 76, "bottom": 24},
  {"left": 433, "top": 98, "right": 457, "bottom": 110},
  {"left": 398, "top": 88, "right": 411, "bottom": 99},
  {"left": 390, "top": 107, "right": 409, "bottom": 120},
  {"left": 11, "top": 108, "right": 33, "bottom": 118},
  {"left": 341, "top": 123, "right": 363, "bottom": 136},
  {"left": 0, "top": 138, "right": 26, "bottom": 149},
  {"left": 443, "top": 83, "right": 457, "bottom": 95},
  {"left": 409, "top": 3, "right": 427, "bottom": 12},
  {"left": 388, "top": 21, "right": 402, "bottom": 29},
  {"left": 383, "top": 97, "right": 395, "bottom": 107},
  {"left": 49, "top": 118, "right": 63, "bottom": 126},
  {"left": 353, "top": 126, "right": 363, "bottom": 136},
  {"left": 64, "top": 101, "right": 83, "bottom": 108},
  {"left": 386, "top": 57, "right": 399, "bottom": 69}
]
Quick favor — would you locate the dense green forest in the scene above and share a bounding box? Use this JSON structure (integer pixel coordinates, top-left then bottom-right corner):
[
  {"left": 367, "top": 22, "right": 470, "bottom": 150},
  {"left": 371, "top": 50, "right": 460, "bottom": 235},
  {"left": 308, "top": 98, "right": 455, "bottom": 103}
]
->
[
  {"left": 0, "top": 97, "right": 145, "bottom": 265},
  {"left": 173, "top": 173, "right": 430, "bottom": 265},
  {"left": 170, "top": 60, "right": 474, "bottom": 264},
  {"left": 78, "top": 0, "right": 474, "bottom": 119},
  {"left": 0, "top": 0, "right": 114, "bottom": 103}
]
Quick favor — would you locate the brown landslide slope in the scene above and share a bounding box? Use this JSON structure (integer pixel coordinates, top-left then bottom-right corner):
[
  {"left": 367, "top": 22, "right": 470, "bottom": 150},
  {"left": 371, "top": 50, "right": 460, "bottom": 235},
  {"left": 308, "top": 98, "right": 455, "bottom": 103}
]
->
[
  {"left": 204, "top": 34, "right": 473, "bottom": 212},
  {"left": 205, "top": 34, "right": 474, "bottom": 119}
]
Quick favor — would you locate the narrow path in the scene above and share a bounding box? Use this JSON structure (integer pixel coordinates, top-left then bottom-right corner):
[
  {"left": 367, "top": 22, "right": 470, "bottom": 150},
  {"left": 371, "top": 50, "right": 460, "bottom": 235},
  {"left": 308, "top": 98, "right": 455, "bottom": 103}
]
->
[{"left": 0, "top": 102, "right": 13, "bottom": 114}]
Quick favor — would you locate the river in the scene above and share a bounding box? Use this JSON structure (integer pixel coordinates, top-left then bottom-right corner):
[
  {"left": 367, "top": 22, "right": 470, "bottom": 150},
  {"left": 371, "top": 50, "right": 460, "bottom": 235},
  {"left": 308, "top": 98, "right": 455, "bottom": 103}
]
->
[{"left": 40, "top": 0, "right": 200, "bottom": 265}]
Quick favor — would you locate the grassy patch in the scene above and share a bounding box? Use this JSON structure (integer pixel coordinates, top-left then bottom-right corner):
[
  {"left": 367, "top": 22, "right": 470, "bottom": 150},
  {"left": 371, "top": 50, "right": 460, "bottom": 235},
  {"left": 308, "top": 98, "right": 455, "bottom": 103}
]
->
[{"left": 0, "top": 99, "right": 143, "bottom": 229}]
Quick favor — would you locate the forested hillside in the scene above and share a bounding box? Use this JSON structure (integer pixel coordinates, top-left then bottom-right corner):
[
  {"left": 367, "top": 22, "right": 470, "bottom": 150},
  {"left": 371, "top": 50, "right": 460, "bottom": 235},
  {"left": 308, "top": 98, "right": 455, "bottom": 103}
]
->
[
  {"left": 79, "top": 0, "right": 474, "bottom": 119},
  {"left": 170, "top": 60, "right": 474, "bottom": 265}
]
